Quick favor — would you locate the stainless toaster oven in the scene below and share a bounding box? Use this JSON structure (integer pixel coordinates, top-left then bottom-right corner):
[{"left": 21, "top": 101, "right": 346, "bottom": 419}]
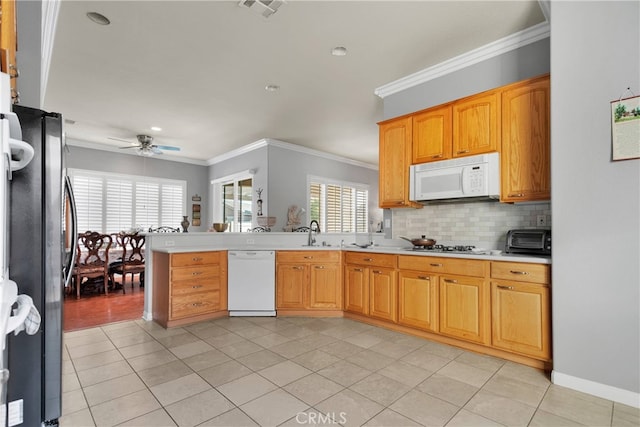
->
[{"left": 505, "top": 229, "right": 551, "bottom": 255}]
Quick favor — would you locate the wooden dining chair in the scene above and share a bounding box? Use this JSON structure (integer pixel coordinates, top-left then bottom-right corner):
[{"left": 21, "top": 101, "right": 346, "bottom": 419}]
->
[
  {"left": 73, "top": 231, "right": 113, "bottom": 298},
  {"left": 109, "top": 233, "right": 145, "bottom": 293}
]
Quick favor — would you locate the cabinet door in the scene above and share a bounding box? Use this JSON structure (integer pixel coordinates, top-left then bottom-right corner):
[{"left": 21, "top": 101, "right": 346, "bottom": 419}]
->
[
  {"left": 501, "top": 76, "right": 550, "bottom": 202},
  {"left": 276, "top": 264, "right": 307, "bottom": 309},
  {"left": 0, "top": 0, "right": 18, "bottom": 100},
  {"left": 369, "top": 267, "right": 397, "bottom": 322},
  {"left": 452, "top": 91, "right": 499, "bottom": 157},
  {"left": 491, "top": 281, "right": 550, "bottom": 360},
  {"left": 398, "top": 271, "right": 438, "bottom": 332},
  {"left": 412, "top": 105, "right": 452, "bottom": 163},
  {"left": 439, "top": 275, "right": 490, "bottom": 344},
  {"left": 344, "top": 265, "right": 368, "bottom": 314},
  {"left": 379, "top": 116, "right": 414, "bottom": 208},
  {"left": 309, "top": 263, "right": 341, "bottom": 309}
]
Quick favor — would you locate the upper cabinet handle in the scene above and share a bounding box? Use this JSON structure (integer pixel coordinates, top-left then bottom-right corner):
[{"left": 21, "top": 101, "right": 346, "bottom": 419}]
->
[
  {"left": 432, "top": 154, "right": 443, "bottom": 159},
  {"left": 456, "top": 149, "right": 469, "bottom": 154},
  {"left": 418, "top": 275, "right": 430, "bottom": 280},
  {"left": 508, "top": 193, "right": 524, "bottom": 198},
  {"left": 497, "top": 285, "right": 514, "bottom": 290}
]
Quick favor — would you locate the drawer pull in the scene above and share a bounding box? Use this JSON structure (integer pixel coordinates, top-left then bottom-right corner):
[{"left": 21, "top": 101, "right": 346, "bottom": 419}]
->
[
  {"left": 293, "top": 266, "right": 304, "bottom": 270},
  {"left": 192, "top": 271, "right": 203, "bottom": 276},
  {"left": 354, "top": 268, "right": 363, "bottom": 272},
  {"left": 456, "top": 149, "right": 469, "bottom": 154},
  {"left": 444, "top": 279, "right": 458, "bottom": 283},
  {"left": 418, "top": 276, "right": 430, "bottom": 280},
  {"left": 192, "top": 285, "right": 203, "bottom": 289},
  {"left": 373, "top": 270, "right": 382, "bottom": 274},
  {"left": 497, "top": 285, "right": 514, "bottom": 290},
  {"left": 192, "top": 257, "right": 203, "bottom": 261},
  {"left": 364, "top": 258, "right": 373, "bottom": 262},
  {"left": 430, "top": 263, "right": 442, "bottom": 267},
  {"left": 508, "top": 193, "right": 524, "bottom": 198},
  {"left": 509, "top": 270, "right": 529, "bottom": 275},
  {"left": 304, "top": 256, "right": 313, "bottom": 259},
  {"left": 315, "top": 265, "right": 325, "bottom": 269},
  {"left": 191, "top": 302, "right": 203, "bottom": 307},
  {"left": 432, "top": 154, "right": 443, "bottom": 159}
]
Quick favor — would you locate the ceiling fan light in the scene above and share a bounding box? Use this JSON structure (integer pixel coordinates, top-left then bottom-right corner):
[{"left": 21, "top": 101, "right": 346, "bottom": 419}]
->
[
  {"left": 86, "top": 12, "right": 110, "bottom": 26},
  {"left": 331, "top": 46, "right": 347, "bottom": 56}
]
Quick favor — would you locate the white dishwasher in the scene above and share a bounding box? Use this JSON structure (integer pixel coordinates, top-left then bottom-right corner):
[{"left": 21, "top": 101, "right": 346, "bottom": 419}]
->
[{"left": 227, "top": 250, "right": 276, "bottom": 316}]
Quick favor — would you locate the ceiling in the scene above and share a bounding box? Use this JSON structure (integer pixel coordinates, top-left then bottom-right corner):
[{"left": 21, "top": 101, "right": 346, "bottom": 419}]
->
[{"left": 43, "top": 1, "right": 546, "bottom": 166}]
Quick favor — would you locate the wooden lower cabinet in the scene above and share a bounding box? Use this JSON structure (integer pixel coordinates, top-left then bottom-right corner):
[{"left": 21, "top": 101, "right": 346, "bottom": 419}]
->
[
  {"left": 491, "top": 261, "right": 551, "bottom": 360},
  {"left": 153, "top": 250, "right": 228, "bottom": 328},
  {"left": 369, "top": 267, "right": 397, "bottom": 322},
  {"left": 439, "top": 274, "right": 491, "bottom": 345},
  {"left": 344, "top": 265, "right": 368, "bottom": 315},
  {"left": 276, "top": 251, "right": 341, "bottom": 312},
  {"left": 398, "top": 271, "right": 438, "bottom": 332}
]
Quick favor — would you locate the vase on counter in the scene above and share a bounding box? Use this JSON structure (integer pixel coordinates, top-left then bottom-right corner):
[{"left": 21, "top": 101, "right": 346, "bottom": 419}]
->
[{"left": 181, "top": 215, "right": 190, "bottom": 232}]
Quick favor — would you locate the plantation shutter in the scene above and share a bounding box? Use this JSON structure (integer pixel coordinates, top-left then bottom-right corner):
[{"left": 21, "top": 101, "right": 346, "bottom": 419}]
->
[
  {"left": 161, "top": 184, "right": 184, "bottom": 228},
  {"left": 308, "top": 178, "right": 368, "bottom": 233},
  {"left": 105, "top": 179, "right": 133, "bottom": 234},
  {"left": 135, "top": 182, "right": 160, "bottom": 230},
  {"left": 72, "top": 175, "right": 103, "bottom": 232}
]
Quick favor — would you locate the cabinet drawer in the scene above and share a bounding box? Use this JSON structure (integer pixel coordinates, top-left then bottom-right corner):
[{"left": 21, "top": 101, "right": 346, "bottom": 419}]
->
[
  {"left": 171, "top": 278, "right": 221, "bottom": 296},
  {"left": 171, "top": 265, "right": 219, "bottom": 282},
  {"left": 398, "top": 255, "right": 486, "bottom": 277},
  {"left": 345, "top": 252, "right": 397, "bottom": 268},
  {"left": 491, "top": 262, "right": 550, "bottom": 284},
  {"left": 171, "top": 251, "right": 220, "bottom": 267},
  {"left": 277, "top": 251, "right": 340, "bottom": 263},
  {"left": 171, "top": 291, "right": 220, "bottom": 319}
]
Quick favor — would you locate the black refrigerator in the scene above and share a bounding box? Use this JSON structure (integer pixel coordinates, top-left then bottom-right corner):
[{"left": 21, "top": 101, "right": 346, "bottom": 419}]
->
[{"left": 7, "top": 104, "right": 75, "bottom": 426}]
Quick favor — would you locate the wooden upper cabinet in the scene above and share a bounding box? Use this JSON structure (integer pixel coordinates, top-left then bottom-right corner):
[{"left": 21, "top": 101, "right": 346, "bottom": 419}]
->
[
  {"left": 501, "top": 75, "right": 551, "bottom": 202},
  {"left": 378, "top": 116, "right": 421, "bottom": 209},
  {"left": 412, "top": 105, "right": 453, "bottom": 163},
  {"left": 452, "top": 90, "right": 500, "bottom": 157},
  {"left": 0, "top": 0, "right": 18, "bottom": 101}
]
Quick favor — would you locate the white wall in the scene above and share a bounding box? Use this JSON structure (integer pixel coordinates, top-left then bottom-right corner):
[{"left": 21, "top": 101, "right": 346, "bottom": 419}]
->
[{"left": 550, "top": 1, "right": 640, "bottom": 406}]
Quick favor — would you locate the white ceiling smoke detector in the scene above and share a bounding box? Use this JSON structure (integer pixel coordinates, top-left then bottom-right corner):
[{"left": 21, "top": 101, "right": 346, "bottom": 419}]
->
[{"left": 238, "top": 0, "right": 285, "bottom": 18}]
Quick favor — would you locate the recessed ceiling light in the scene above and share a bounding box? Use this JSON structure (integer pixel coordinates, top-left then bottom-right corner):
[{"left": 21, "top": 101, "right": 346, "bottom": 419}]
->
[
  {"left": 331, "top": 46, "right": 347, "bottom": 57},
  {"left": 265, "top": 84, "right": 280, "bottom": 92},
  {"left": 150, "top": 126, "right": 162, "bottom": 131},
  {"left": 86, "top": 12, "right": 110, "bottom": 26}
]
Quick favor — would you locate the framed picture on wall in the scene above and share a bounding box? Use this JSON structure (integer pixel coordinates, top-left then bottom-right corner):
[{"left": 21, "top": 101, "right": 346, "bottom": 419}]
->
[{"left": 611, "top": 94, "right": 640, "bottom": 161}]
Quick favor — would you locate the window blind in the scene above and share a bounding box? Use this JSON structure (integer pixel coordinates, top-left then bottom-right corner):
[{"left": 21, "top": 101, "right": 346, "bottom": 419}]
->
[{"left": 308, "top": 177, "right": 368, "bottom": 233}]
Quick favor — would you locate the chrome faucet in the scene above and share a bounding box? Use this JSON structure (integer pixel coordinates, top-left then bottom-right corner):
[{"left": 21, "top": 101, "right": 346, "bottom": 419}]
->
[{"left": 308, "top": 220, "right": 320, "bottom": 246}]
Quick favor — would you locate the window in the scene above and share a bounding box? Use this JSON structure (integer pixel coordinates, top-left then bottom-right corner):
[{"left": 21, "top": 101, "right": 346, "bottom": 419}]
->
[
  {"left": 308, "top": 176, "right": 368, "bottom": 233},
  {"left": 69, "top": 169, "right": 187, "bottom": 233},
  {"left": 212, "top": 172, "right": 253, "bottom": 232}
]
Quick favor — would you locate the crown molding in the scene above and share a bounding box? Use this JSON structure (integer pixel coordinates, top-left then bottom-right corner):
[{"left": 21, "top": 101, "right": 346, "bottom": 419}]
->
[
  {"left": 374, "top": 21, "right": 550, "bottom": 99},
  {"left": 207, "top": 138, "right": 378, "bottom": 170},
  {"left": 41, "top": 0, "right": 61, "bottom": 107},
  {"left": 65, "top": 138, "right": 208, "bottom": 166}
]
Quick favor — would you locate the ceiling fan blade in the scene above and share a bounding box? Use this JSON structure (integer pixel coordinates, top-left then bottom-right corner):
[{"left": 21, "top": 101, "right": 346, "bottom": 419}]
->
[
  {"left": 119, "top": 145, "right": 140, "bottom": 149},
  {"left": 154, "top": 145, "right": 181, "bottom": 151},
  {"left": 150, "top": 147, "right": 164, "bottom": 154},
  {"left": 108, "top": 136, "right": 136, "bottom": 144}
]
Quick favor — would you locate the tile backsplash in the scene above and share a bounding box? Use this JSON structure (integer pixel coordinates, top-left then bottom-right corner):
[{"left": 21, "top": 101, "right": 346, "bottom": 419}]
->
[{"left": 392, "top": 201, "right": 551, "bottom": 249}]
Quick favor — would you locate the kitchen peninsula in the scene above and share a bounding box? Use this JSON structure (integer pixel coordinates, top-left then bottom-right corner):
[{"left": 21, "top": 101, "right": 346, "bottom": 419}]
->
[{"left": 144, "top": 231, "right": 551, "bottom": 371}]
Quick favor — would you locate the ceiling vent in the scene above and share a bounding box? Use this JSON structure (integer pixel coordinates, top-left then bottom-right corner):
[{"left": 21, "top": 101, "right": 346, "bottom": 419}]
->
[{"left": 238, "top": 0, "right": 285, "bottom": 18}]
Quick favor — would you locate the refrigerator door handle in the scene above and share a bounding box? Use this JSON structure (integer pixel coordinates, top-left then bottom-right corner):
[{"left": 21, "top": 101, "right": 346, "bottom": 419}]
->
[{"left": 63, "top": 176, "right": 78, "bottom": 289}]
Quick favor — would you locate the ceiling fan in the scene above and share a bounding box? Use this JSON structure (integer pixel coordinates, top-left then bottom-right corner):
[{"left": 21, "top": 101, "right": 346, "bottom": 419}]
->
[{"left": 108, "top": 135, "right": 181, "bottom": 156}]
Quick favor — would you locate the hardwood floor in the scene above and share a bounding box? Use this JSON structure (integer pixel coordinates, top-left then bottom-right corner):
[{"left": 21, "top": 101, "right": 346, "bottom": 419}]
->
[{"left": 63, "top": 274, "right": 144, "bottom": 332}]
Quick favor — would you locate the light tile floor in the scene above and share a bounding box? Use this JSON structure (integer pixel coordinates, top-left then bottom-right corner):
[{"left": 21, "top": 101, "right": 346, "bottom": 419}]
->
[{"left": 60, "top": 317, "right": 639, "bottom": 427}]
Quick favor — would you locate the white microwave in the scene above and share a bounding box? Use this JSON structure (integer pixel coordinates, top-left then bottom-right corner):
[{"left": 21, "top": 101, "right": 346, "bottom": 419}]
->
[{"left": 409, "top": 152, "right": 500, "bottom": 202}]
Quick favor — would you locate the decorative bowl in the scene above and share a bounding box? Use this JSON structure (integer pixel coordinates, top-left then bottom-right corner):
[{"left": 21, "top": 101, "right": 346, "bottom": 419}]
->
[{"left": 212, "top": 223, "right": 228, "bottom": 232}]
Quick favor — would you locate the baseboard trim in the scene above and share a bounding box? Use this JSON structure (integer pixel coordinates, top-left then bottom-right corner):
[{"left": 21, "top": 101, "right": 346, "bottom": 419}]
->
[{"left": 552, "top": 371, "right": 640, "bottom": 408}]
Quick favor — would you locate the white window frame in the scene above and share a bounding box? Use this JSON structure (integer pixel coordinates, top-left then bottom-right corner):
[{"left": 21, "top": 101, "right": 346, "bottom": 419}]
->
[
  {"left": 307, "top": 175, "right": 369, "bottom": 233},
  {"left": 68, "top": 168, "right": 187, "bottom": 233},
  {"left": 211, "top": 170, "right": 254, "bottom": 232}
]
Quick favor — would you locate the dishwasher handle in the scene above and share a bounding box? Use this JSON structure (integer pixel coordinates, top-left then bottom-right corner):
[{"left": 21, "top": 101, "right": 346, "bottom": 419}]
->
[{"left": 229, "top": 251, "right": 275, "bottom": 260}]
